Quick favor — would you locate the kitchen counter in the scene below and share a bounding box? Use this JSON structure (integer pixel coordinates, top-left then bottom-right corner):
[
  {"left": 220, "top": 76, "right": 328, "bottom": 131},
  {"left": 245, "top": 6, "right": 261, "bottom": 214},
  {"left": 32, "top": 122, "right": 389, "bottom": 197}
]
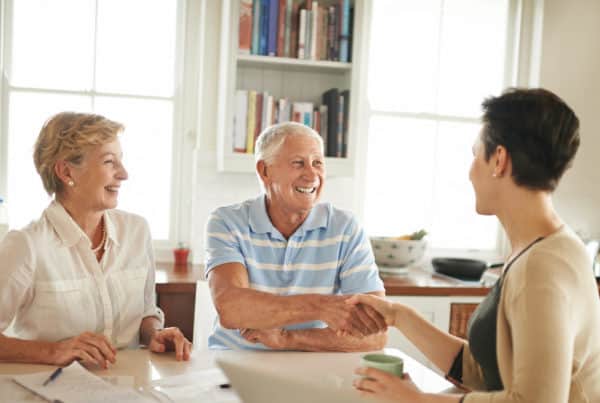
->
[{"left": 155, "top": 263, "right": 600, "bottom": 341}]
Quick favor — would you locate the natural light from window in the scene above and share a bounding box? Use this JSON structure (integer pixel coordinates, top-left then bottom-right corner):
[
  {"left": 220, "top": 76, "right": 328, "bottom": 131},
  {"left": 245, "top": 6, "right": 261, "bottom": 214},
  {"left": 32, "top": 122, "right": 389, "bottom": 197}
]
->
[
  {"left": 365, "top": 0, "right": 509, "bottom": 251},
  {"left": 5, "top": 0, "right": 177, "bottom": 240}
]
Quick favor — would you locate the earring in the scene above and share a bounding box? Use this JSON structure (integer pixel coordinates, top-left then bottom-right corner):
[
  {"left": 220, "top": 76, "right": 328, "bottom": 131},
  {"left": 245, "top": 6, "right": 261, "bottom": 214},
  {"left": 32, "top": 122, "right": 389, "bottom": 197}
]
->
[
  {"left": 492, "top": 173, "right": 497, "bottom": 178},
  {"left": 68, "top": 180, "right": 74, "bottom": 187}
]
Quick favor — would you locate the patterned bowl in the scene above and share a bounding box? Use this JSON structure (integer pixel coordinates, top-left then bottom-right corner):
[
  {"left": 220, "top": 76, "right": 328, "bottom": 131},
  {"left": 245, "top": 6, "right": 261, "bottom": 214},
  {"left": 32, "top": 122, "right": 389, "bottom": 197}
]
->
[{"left": 370, "top": 237, "right": 427, "bottom": 267}]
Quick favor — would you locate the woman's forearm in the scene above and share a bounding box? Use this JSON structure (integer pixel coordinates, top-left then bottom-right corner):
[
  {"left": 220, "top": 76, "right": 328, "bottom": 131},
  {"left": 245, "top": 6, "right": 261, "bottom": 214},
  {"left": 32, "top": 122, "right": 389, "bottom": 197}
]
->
[
  {"left": 0, "top": 334, "right": 56, "bottom": 364},
  {"left": 393, "top": 304, "right": 466, "bottom": 374}
]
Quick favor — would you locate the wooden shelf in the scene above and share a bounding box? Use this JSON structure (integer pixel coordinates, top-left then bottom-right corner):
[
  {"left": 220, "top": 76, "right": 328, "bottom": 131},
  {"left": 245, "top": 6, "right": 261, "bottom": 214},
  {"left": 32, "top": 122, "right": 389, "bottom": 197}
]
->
[{"left": 237, "top": 54, "right": 352, "bottom": 73}]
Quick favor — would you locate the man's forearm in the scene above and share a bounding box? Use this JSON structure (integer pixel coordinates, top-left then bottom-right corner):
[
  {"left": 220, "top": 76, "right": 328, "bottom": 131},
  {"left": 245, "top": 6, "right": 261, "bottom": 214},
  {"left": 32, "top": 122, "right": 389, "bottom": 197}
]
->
[
  {"left": 139, "top": 316, "right": 163, "bottom": 346},
  {"left": 215, "top": 287, "right": 327, "bottom": 330},
  {"left": 282, "top": 327, "right": 388, "bottom": 352}
]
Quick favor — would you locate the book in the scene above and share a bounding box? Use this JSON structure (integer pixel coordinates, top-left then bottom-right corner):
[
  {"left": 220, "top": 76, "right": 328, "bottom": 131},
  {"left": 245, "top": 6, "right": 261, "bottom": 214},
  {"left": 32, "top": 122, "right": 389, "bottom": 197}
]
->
[
  {"left": 246, "top": 91, "right": 257, "bottom": 154},
  {"left": 267, "top": 0, "right": 279, "bottom": 56},
  {"left": 310, "top": 2, "right": 319, "bottom": 60},
  {"left": 290, "top": 2, "right": 300, "bottom": 58},
  {"left": 321, "top": 88, "right": 339, "bottom": 157},
  {"left": 292, "top": 102, "right": 314, "bottom": 127},
  {"left": 327, "top": 5, "right": 338, "bottom": 61},
  {"left": 318, "top": 104, "right": 328, "bottom": 154},
  {"left": 238, "top": 0, "right": 253, "bottom": 54},
  {"left": 234, "top": 90, "right": 248, "bottom": 152},
  {"left": 276, "top": 0, "right": 286, "bottom": 56},
  {"left": 251, "top": 0, "right": 261, "bottom": 54},
  {"left": 254, "top": 92, "right": 264, "bottom": 150},
  {"left": 298, "top": 9, "right": 307, "bottom": 59},
  {"left": 339, "top": 0, "right": 350, "bottom": 62},
  {"left": 259, "top": 0, "right": 269, "bottom": 55},
  {"left": 283, "top": 0, "right": 293, "bottom": 57},
  {"left": 336, "top": 92, "right": 344, "bottom": 157},
  {"left": 340, "top": 89, "right": 350, "bottom": 157}
]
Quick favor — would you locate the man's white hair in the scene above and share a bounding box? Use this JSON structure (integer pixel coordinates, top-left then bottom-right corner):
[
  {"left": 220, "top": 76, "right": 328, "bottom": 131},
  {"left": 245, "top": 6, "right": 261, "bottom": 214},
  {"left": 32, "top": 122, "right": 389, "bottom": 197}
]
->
[{"left": 254, "top": 122, "right": 324, "bottom": 164}]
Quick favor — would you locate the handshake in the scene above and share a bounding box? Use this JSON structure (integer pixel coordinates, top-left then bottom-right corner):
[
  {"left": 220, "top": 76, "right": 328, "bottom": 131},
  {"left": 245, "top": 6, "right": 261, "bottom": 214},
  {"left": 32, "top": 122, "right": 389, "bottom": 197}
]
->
[{"left": 321, "top": 294, "right": 393, "bottom": 337}]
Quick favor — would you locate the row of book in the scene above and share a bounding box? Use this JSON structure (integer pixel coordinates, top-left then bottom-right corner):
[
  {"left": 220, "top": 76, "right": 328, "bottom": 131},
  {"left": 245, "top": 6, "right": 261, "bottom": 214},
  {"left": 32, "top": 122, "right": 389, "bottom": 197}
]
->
[
  {"left": 233, "top": 87, "right": 350, "bottom": 158},
  {"left": 238, "top": 0, "right": 353, "bottom": 62}
]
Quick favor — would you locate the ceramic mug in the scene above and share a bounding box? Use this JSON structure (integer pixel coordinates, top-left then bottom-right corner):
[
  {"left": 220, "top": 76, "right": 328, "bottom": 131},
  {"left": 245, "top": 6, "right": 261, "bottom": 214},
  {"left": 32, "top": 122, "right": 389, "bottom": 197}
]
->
[{"left": 361, "top": 354, "right": 404, "bottom": 377}]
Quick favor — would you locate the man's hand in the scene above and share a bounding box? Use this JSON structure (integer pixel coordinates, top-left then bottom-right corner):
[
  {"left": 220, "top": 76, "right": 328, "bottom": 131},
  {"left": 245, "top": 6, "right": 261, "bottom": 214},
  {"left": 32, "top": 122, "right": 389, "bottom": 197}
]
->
[
  {"left": 240, "top": 328, "right": 289, "bottom": 349},
  {"left": 148, "top": 327, "right": 192, "bottom": 361},
  {"left": 51, "top": 332, "right": 117, "bottom": 368},
  {"left": 319, "top": 295, "right": 387, "bottom": 337}
]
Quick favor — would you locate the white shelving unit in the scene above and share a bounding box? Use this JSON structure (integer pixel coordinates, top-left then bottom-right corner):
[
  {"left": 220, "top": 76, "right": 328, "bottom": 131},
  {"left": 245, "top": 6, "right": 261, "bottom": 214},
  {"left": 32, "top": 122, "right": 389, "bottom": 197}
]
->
[{"left": 216, "top": 0, "right": 369, "bottom": 177}]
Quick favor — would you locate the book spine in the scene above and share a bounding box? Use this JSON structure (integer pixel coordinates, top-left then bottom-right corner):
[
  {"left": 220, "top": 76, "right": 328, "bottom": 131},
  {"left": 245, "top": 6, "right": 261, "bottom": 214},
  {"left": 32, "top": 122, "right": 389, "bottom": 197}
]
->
[
  {"left": 251, "top": 0, "right": 261, "bottom": 54},
  {"left": 340, "top": 90, "right": 350, "bottom": 157},
  {"left": 234, "top": 90, "right": 248, "bottom": 152},
  {"left": 238, "top": 0, "right": 253, "bottom": 54},
  {"left": 336, "top": 93, "right": 343, "bottom": 157},
  {"left": 304, "top": 9, "right": 312, "bottom": 60},
  {"left": 290, "top": 2, "right": 300, "bottom": 58},
  {"left": 319, "top": 104, "right": 328, "bottom": 155},
  {"left": 246, "top": 91, "right": 257, "bottom": 154},
  {"left": 259, "top": 0, "right": 269, "bottom": 55},
  {"left": 339, "top": 0, "right": 350, "bottom": 62},
  {"left": 255, "top": 92, "right": 264, "bottom": 148},
  {"left": 276, "top": 0, "right": 286, "bottom": 57},
  {"left": 327, "top": 5, "right": 336, "bottom": 61},
  {"left": 267, "top": 0, "right": 279, "bottom": 56},
  {"left": 298, "top": 9, "right": 306, "bottom": 59},
  {"left": 322, "top": 88, "right": 339, "bottom": 157},
  {"left": 283, "top": 0, "right": 293, "bottom": 57},
  {"left": 310, "top": 2, "right": 319, "bottom": 60}
]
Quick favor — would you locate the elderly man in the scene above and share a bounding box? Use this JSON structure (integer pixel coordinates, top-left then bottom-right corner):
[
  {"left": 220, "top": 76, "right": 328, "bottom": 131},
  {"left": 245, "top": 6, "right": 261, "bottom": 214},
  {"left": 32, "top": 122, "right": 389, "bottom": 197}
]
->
[{"left": 205, "top": 122, "right": 387, "bottom": 351}]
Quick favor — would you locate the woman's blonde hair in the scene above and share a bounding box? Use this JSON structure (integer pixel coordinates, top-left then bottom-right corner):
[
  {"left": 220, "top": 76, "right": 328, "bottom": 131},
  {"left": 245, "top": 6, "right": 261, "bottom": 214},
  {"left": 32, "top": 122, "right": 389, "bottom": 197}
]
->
[{"left": 33, "top": 112, "right": 124, "bottom": 196}]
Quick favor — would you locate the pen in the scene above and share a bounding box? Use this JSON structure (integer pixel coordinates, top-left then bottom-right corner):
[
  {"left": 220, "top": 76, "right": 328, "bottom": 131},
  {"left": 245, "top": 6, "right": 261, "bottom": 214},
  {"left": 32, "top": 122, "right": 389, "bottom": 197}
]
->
[
  {"left": 42, "top": 367, "right": 63, "bottom": 386},
  {"left": 219, "top": 383, "right": 231, "bottom": 389}
]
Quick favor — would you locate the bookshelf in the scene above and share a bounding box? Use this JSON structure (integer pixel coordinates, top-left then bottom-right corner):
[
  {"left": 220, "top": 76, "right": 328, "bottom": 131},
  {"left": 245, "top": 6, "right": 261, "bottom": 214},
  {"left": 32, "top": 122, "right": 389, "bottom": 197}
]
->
[{"left": 216, "top": 0, "right": 368, "bottom": 177}]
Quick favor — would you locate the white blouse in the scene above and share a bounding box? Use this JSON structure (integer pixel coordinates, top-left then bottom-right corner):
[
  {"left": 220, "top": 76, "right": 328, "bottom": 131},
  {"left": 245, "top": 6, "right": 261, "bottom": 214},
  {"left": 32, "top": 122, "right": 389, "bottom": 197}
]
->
[{"left": 0, "top": 201, "right": 164, "bottom": 348}]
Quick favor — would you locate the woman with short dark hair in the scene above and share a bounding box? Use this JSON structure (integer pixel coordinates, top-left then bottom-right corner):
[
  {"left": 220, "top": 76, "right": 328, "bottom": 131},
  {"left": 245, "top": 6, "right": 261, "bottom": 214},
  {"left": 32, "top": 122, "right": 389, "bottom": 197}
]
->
[{"left": 349, "top": 88, "right": 600, "bottom": 403}]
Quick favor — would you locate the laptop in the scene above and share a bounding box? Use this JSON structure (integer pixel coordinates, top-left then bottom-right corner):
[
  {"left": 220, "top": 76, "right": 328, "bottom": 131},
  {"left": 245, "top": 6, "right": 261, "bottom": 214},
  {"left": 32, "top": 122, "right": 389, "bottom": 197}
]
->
[{"left": 216, "top": 358, "right": 367, "bottom": 403}]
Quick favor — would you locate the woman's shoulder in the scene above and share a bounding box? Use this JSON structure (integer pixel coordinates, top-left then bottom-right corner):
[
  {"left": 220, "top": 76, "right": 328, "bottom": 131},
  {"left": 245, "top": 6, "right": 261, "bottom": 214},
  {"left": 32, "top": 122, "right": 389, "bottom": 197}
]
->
[{"left": 506, "top": 227, "right": 591, "bottom": 294}]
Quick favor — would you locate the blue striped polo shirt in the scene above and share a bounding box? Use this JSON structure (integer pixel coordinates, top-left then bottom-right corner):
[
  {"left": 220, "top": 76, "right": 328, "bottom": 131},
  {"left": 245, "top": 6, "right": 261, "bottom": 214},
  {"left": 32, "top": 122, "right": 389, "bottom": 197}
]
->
[{"left": 204, "top": 194, "right": 384, "bottom": 350}]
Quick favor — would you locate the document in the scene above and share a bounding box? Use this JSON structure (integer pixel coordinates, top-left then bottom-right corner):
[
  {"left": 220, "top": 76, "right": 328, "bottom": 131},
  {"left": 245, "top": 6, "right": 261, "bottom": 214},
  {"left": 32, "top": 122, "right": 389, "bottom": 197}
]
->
[
  {"left": 12, "top": 361, "right": 152, "bottom": 403},
  {"left": 148, "top": 368, "right": 240, "bottom": 403}
]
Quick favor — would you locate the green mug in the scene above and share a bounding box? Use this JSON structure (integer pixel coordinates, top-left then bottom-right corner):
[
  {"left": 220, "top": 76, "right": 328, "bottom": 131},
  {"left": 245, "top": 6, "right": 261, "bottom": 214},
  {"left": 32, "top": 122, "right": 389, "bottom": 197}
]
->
[{"left": 361, "top": 354, "right": 404, "bottom": 377}]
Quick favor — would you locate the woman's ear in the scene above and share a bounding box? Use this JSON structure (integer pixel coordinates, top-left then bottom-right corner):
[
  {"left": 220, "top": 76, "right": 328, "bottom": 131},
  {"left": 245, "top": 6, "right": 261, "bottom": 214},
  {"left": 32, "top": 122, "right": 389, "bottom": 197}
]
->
[
  {"left": 493, "top": 145, "right": 510, "bottom": 177},
  {"left": 54, "top": 160, "right": 74, "bottom": 187}
]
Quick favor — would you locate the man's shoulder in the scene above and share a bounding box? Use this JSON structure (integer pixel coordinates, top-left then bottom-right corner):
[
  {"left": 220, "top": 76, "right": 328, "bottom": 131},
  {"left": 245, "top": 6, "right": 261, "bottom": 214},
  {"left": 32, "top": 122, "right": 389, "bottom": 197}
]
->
[
  {"left": 320, "top": 203, "right": 359, "bottom": 233},
  {"left": 210, "top": 198, "right": 256, "bottom": 220}
]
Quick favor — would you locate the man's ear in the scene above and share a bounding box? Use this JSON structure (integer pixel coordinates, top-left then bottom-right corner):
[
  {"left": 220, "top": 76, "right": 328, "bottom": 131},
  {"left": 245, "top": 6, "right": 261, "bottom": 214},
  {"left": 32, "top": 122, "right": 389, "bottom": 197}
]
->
[
  {"left": 54, "top": 160, "right": 74, "bottom": 186},
  {"left": 257, "top": 160, "right": 269, "bottom": 182}
]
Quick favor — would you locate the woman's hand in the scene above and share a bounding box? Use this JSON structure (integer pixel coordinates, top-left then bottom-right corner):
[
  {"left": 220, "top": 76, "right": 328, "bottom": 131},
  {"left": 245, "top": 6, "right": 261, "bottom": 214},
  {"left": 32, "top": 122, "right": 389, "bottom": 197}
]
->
[
  {"left": 345, "top": 294, "right": 398, "bottom": 327},
  {"left": 51, "top": 332, "right": 116, "bottom": 369},
  {"left": 353, "top": 367, "right": 422, "bottom": 402},
  {"left": 148, "top": 327, "right": 192, "bottom": 361}
]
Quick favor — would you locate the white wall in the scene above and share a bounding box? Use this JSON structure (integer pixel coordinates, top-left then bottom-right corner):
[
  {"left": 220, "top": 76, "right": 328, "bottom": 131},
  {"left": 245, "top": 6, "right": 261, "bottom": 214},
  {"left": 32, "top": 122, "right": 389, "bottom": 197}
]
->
[
  {"left": 189, "top": 2, "right": 358, "bottom": 263},
  {"left": 538, "top": 0, "right": 600, "bottom": 240}
]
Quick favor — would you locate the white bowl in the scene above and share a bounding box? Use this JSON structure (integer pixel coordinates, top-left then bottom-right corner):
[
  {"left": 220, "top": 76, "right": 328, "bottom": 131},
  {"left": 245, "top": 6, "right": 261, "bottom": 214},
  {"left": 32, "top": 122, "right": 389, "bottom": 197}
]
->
[{"left": 370, "top": 237, "right": 427, "bottom": 267}]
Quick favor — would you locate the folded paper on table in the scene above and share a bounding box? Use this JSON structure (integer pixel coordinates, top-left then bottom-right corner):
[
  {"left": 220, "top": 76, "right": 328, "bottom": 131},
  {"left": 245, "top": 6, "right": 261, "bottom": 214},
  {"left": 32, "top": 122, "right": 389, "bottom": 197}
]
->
[
  {"left": 12, "top": 361, "right": 151, "bottom": 403},
  {"left": 148, "top": 367, "right": 240, "bottom": 403}
]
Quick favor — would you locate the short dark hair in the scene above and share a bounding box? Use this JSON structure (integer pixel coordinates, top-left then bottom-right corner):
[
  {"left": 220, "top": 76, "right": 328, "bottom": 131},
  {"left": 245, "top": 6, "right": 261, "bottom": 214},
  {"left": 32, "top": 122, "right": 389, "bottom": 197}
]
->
[{"left": 481, "top": 88, "right": 580, "bottom": 191}]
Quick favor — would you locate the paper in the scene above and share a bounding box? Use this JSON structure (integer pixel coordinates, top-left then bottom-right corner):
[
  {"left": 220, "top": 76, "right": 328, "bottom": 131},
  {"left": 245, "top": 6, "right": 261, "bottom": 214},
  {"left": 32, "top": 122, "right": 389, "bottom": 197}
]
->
[
  {"left": 12, "top": 361, "right": 152, "bottom": 403},
  {"left": 148, "top": 368, "right": 240, "bottom": 403}
]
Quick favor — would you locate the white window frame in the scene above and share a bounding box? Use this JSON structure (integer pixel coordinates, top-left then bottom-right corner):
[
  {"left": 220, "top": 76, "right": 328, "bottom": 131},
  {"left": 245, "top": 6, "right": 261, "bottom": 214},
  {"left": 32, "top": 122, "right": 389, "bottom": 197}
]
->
[
  {"left": 353, "top": 0, "right": 544, "bottom": 260},
  {"left": 0, "top": 0, "right": 208, "bottom": 261}
]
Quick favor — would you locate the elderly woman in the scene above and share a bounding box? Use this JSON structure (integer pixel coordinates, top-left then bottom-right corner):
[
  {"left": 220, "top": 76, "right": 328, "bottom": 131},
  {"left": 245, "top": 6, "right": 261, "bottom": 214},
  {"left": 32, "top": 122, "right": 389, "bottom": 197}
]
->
[
  {"left": 0, "top": 112, "right": 191, "bottom": 367},
  {"left": 349, "top": 88, "right": 600, "bottom": 402}
]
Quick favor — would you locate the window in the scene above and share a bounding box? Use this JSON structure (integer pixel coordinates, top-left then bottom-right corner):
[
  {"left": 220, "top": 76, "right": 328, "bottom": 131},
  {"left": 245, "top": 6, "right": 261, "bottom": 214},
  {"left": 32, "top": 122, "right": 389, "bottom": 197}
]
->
[
  {"left": 364, "top": 0, "right": 518, "bottom": 252},
  {"left": 0, "top": 0, "right": 193, "bottom": 243}
]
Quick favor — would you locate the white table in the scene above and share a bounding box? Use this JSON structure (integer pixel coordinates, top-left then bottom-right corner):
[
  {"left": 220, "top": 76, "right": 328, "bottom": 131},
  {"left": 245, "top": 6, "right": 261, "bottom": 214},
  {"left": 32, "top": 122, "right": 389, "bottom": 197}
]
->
[{"left": 0, "top": 347, "right": 455, "bottom": 402}]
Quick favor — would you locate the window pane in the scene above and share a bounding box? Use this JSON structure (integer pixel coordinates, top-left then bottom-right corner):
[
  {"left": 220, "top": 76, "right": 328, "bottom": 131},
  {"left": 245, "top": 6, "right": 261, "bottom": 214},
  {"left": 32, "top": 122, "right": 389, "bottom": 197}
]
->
[
  {"left": 368, "top": 0, "right": 440, "bottom": 113},
  {"left": 437, "top": 0, "right": 509, "bottom": 117},
  {"left": 7, "top": 92, "right": 91, "bottom": 229},
  {"left": 94, "top": 97, "right": 173, "bottom": 240},
  {"left": 95, "top": 0, "right": 177, "bottom": 96},
  {"left": 430, "top": 122, "right": 498, "bottom": 249},
  {"left": 11, "top": 0, "right": 95, "bottom": 90},
  {"left": 364, "top": 116, "right": 437, "bottom": 237},
  {"left": 364, "top": 116, "right": 498, "bottom": 250}
]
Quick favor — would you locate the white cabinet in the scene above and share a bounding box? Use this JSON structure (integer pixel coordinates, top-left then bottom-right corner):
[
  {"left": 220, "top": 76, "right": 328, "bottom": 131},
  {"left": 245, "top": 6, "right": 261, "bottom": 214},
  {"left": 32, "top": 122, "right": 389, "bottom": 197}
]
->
[
  {"left": 216, "top": 0, "right": 370, "bottom": 177},
  {"left": 386, "top": 296, "right": 484, "bottom": 370}
]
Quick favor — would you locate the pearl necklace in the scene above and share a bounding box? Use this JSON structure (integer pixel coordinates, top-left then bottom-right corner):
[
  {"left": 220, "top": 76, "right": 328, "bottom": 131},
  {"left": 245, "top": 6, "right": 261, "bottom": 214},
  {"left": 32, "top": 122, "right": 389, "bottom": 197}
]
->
[{"left": 91, "top": 221, "right": 106, "bottom": 253}]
